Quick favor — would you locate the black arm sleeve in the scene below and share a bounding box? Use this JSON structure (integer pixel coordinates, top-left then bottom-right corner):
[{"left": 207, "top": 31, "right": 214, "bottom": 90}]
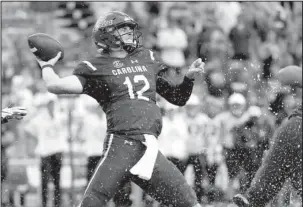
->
[
  {"left": 151, "top": 48, "right": 194, "bottom": 106},
  {"left": 156, "top": 75, "right": 194, "bottom": 106}
]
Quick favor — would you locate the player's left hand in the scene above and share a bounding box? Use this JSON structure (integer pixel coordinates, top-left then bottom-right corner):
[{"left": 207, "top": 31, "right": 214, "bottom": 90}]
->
[
  {"left": 186, "top": 58, "right": 205, "bottom": 80},
  {"left": 36, "top": 51, "right": 62, "bottom": 68},
  {"left": 2, "top": 106, "right": 27, "bottom": 121}
]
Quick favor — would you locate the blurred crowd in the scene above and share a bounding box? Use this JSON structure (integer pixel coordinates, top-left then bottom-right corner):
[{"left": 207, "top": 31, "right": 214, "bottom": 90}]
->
[{"left": 1, "top": 2, "right": 302, "bottom": 207}]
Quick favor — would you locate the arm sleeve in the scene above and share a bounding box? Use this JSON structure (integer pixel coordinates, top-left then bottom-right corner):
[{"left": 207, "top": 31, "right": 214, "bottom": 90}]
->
[
  {"left": 156, "top": 75, "right": 194, "bottom": 106},
  {"left": 148, "top": 49, "right": 194, "bottom": 106}
]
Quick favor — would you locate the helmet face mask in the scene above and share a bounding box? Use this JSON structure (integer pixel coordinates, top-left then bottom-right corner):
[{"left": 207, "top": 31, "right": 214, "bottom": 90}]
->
[
  {"left": 92, "top": 11, "right": 142, "bottom": 53},
  {"left": 112, "top": 22, "right": 142, "bottom": 52}
]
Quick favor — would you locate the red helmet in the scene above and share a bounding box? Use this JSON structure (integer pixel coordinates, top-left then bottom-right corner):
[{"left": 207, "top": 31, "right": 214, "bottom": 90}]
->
[{"left": 92, "top": 11, "right": 142, "bottom": 53}]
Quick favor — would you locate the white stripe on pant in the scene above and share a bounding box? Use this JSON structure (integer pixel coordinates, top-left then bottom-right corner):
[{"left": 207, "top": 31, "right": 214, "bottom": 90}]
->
[{"left": 79, "top": 134, "right": 114, "bottom": 206}]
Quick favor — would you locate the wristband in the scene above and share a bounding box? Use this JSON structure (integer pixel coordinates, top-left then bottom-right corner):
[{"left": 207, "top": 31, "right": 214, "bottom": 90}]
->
[
  {"left": 41, "top": 64, "right": 53, "bottom": 69},
  {"left": 184, "top": 75, "right": 195, "bottom": 81}
]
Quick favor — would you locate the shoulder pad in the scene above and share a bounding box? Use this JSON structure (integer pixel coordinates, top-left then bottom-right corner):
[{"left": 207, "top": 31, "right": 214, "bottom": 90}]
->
[
  {"left": 73, "top": 57, "right": 103, "bottom": 76},
  {"left": 147, "top": 49, "right": 162, "bottom": 62}
]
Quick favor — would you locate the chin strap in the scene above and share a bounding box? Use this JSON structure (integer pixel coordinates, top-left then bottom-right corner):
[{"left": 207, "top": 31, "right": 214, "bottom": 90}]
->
[{"left": 122, "top": 44, "right": 136, "bottom": 53}]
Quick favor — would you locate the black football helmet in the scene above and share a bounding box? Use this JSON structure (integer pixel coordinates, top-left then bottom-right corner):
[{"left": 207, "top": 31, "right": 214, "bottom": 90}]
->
[{"left": 92, "top": 11, "right": 142, "bottom": 53}]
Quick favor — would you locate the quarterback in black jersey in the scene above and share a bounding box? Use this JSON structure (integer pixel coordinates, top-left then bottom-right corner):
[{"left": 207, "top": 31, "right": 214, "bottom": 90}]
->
[{"left": 35, "top": 11, "right": 204, "bottom": 207}]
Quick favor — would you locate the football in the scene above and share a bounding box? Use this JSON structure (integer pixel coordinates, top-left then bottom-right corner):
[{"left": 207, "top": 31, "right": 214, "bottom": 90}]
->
[{"left": 28, "top": 33, "right": 64, "bottom": 61}]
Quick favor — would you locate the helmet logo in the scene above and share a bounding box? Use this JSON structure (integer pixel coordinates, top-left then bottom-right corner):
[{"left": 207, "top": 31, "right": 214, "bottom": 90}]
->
[
  {"left": 100, "top": 20, "right": 113, "bottom": 27},
  {"left": 113, "top": 60, "right": 124, "bottom": 68},
  {"left": 124, "top": 16, "right": 132, "bottom": 21}
]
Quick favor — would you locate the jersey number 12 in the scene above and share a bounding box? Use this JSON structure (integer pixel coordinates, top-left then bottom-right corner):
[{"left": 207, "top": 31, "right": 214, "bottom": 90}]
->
[{"left": 123, "top": 75, "right": 150, "bottom": 101}]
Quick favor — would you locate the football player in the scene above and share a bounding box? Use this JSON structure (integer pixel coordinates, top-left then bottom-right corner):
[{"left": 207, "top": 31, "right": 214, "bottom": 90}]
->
[
  {"left": 233, "top": 66, "right": 302, "bottom": 207},
  {"left": 1, "top": 106, "right": 27, "bottom": 124},
  {"left": 35, "top": 11, "right": 204, "bottom": 207}
]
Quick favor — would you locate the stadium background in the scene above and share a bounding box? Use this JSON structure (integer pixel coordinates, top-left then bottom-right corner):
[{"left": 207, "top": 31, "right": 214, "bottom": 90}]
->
[{"left": 1, "top": 2, "right": 302, "bottom": 207}]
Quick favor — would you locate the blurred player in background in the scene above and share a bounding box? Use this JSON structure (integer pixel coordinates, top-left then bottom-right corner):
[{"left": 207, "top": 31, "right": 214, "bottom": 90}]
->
[
  {"left": 1, "top": 84, "right": 28, "bottom": 207},
  {"left": 158, "top": 102, "right": 188, "bottom": 175},
  {"left": 155, "top": 103, "right": 188, "bottom": 206},
  {"left": 75, "top": 96, "right": 106, "bottom": 183},
  {"left": 33, "top": 11, "right": 205, "bottom": 207},
  {"left": 198, "top": 96, "right": 225, "bottom": 204},
  {"left": 24, "top": 93, "right": 67, "bottom": 207},
  {"left": 233, "top": 66, "right": 302, "bottom": 207},
  {"left": 1, "top": 122, "right": 17, "bottom": 207},
  {"left": 229, "top": 103, "right": 274, "bottom": 194},
  {"left": 184, "top": 94, "right": 207, "bottom": 203},
  {"left": 215, "top": 93, "right": 263, "bottom": 198}
]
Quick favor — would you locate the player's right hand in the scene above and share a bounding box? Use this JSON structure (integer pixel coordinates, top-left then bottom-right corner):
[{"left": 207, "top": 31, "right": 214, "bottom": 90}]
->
[{"left": 36, "top": 51, "right": 62, "bottom": 68}]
